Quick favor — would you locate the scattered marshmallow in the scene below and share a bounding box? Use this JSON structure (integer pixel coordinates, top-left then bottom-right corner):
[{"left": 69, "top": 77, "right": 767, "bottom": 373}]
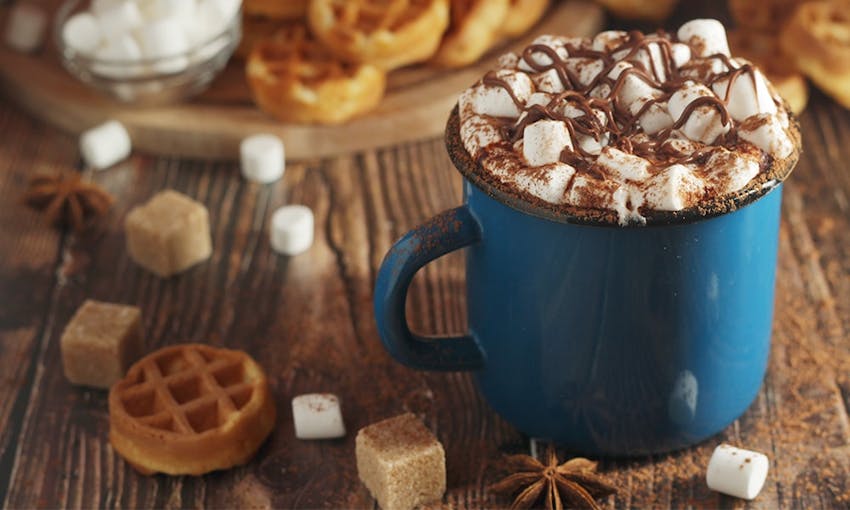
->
[
  {"left": 523, "top": 120, "right": 572, "bottom": 166},
  {"left": 241, "top": 134, "right": 285, "bottom": 183},
  {"left": 471, "top": 70, "right": 532, "bottom": 118},
  {"left": 515, "top": 163, "right": 575, "bottom": 203},
  {"left": 668, "top": 82, "right": 731, "bottom": 144},
  {"left": 292, "top": 393, "right": 346, "bottom": 440},
  {"left": 739, "top": 113, "right": 795, "bottom": 159},
  {"left": 79, "top": 120, "right": 132, "bottom": 170},
  {"left": 5, "top": 4, "right": 46, "bottom": 53},
  {"left": 706, "top": 444, "right": 769, "bottom": 500},
  {"left": 62, "top": 13, "right": 102, "bottom": 55},
  {"left": 270, "top": 205, "right": 314, "bottom": 256},
  {"left": 96, "top": 1, "right": 143, "bottom": 40},
  {"left": 595, "top": 147, "right": 651, "bottom": 182},
  {"left": 137, "top": 18, "right": 190, "bottom": 74},
  {"left": 644, "top": 164, "right": 705, "bottom": 211},
  {"left": 677, "top": 19, "right": 730, "bottom": 58},
  {"left": 713, "top": 68, "right": 777, "bottom": 122}
]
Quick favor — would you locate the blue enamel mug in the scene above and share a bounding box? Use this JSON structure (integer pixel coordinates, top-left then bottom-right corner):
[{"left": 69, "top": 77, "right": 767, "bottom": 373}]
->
[{"left": 374, "top": 111, "right": 793, "bottom": 456}]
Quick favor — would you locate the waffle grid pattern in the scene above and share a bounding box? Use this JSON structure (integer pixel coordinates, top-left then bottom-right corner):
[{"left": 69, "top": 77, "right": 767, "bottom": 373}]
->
[
  {"left": 326, "top": 0, "right": 435, "bottom": 33},
  {"left": 253, "top": 26, "right": 360, "bottom": 83}
]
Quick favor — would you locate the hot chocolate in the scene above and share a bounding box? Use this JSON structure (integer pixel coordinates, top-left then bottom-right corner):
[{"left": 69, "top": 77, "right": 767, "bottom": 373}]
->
[{"left": 452, "top": 19, "right": 801, "bottom": 225}]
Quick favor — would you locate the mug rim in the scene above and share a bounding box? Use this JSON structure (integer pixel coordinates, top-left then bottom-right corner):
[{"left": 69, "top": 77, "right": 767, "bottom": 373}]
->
[{"left": 444, "top": 107, "right": 801, "bottom": 228}]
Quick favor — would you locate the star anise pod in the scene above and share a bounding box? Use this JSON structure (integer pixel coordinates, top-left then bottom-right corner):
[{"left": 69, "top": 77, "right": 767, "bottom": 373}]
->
[
  {"left": 489, "top": 446, "right": 616, "bottom": 510},
  {"left": 23, "top": 173, "right": 114, "bottom": 232}
]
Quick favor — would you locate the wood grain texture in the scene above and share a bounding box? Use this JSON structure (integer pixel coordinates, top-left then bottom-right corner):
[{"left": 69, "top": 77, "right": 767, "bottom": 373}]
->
[{"left": 1, "top": 1, "right": 850, "bottom": 508}]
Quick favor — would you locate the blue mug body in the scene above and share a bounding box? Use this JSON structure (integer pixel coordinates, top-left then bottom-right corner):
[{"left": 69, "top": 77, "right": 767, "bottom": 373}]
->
[{"left": 374, "top": 176, "right": 782, "bottom": 455}]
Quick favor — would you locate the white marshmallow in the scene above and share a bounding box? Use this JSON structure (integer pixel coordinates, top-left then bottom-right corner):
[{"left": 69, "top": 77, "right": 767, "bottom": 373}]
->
[
  {"left": 590, "top": 83, "right": 611, "bottom": 99},
  {"left": 523, "top": 120, "right": 573, "bottom": 166},
  {"left": 5, "top": 4, "right": 46, "bottom": 53},
  {"left": 136, "top": 17, "right": 190, "bottom": 73},
  {"left": 577, "top": 133, "right": 608, "bottom": 156},
  {"left": 565, "top": 58, "right": 604, "bottom": 87},
  {"left": 471, "top": 71, "right": 533, "bottom": 118},
  {"left": 497, "top": 51, "right": 520, "bottom": 69},
  {"left": 706, "top": 444, "right": 769, "bottom": 500},
  {"left": 644, "top": 164, "right": 705, "bottom": 211},
  {"left": 460, "top": 115, "right": 502, "bottom": 158},
  {"left": 519, "top": 35, "right": 568, "bottom": 72},
  {"left": 139, "top": 0, "right": 196, "bottom": 23},
  {"left": 677, "top": 19, "right": 730, "bottom": 58},
  {"left": 240, "top": 134, "right": 285, "bottom": 183},
  {"left": 515, "top": 163, "right": 575, "bottom": 203},
  {"left": 614, "top": 43, "right": 667, "bottom": 82},
  {"left": 592, "top": 30, "right": 628, "bottom": 52},
  {"left": 525, "top": 92, "right": 550, "bottom": 108},
  {"left": 668, "top": 83, "right": 731, "bottom": 144},
  {"left": 739, "top": 113, "right": 794, "bottom": 159},
  {"left": 291, "top": 394, "right": 346, "bottom": 440},
  {"left": 534, "top": 68, "right": 566, "bottom": 94},
  {"left": 96, "top": 1, "right": 143, "bottom": 40},
  {"left": 611, "top": 185, "right": 645, "bottom": 225},
  {"left": 93, "top": 35, "right": 144, "bottom": 78},
  {"left": 713, "top": 69, "right": 777, "bottom": 122},
  {"left": 607, "top": 61, "right": 632, "bottom": 80},
  {"left": 62, "top": 13, "right": 102, "bottom": 55},
  {"left": 79, "top": 120, "right": 132, "bottom": 170},
  {"left": 188, "top": 0, "right": 238, "bottom": 45},
  {"left": 671, "top": 43, "right": 692, "bottom": 68},
  {"left": 618, "top": 73, "right": 663, "bottom": 111},
  {"left": 637, "top": 102, "right": 674, "bottom": 135},
  {"left": 91, "top": 0, "right": 122, "bottom": 15},
  {"left": 596, "top": 147, "right": 651, "bottom": 182},
  {"left": 705, "top": 149, "right": 760, "bottom": 193},
  {"left": 270, "top": 205, "right": 314, "bottom": 256}
]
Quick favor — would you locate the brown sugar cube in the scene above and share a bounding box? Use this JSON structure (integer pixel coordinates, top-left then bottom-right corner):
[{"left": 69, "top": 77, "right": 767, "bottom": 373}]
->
[
  {"left": 125, "top": 190, "right": 212, "bottom": 277},
  {"left": 61, "top": 300, "right": 144, "bottom": 389},
  {"left": 356, "top": 413, "right": 446, "bottom": 510}
]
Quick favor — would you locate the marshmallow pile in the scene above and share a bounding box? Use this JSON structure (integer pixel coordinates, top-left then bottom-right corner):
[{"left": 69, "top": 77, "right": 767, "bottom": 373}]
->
[
  {"left": 61, "top": 0, "right": 241, "bottom": 77},
  {"left": 458, "top": 19, "right": 797, "bottom": 224}
]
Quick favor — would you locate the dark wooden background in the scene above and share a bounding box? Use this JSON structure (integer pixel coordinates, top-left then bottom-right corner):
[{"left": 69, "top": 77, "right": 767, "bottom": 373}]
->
[{"left": 1, "top": 1, "right": 849, "bottom": 508}]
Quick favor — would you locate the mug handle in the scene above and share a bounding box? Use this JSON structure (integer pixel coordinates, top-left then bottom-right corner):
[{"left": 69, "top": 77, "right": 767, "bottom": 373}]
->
[{"left": 374, "top": 205, "right": 485, "bottom": 371}]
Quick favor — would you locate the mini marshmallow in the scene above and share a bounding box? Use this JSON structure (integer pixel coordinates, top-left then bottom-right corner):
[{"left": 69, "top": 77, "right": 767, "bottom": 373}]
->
[
  {"left": 713, "top": 68, "right": 776, "bottom": 122},
  {"left": 677, "top": 19, "right": 730, "bottom": 58},
  {"left": 93, "top": 35, "right": 143, "bottom": 78},
  {"left": 136, "top": 17, "right": 190, "bottom": 74},
  {"left": 140, "top": 0, "right": 196, "bottom": 23},
  {"left": 671, "top": 43, "right": 692, "bottom": 68},
  {"left": 704, "top": 149, "right": 760, "bottom": 193},
  {"left": 617, "top": 73, "right": 663, "bottom": 110},
  {"left": 576, "top": 133, "right": 608, "bottom": 156},
  {"left": 525, "top": 92, "right": 550, "bottom": 108},
  {"left": 706, "top": 444, "right": 769, "bottom": 500},
  {"left": 611, "top": 185, "right": 645, "bottom": 225},
  {"left": 80, "top": 120, "right": 132, "bottom": 170},
  {"left": 592, "top": 30, "right": 627, "bottom": 52},
  {"left": 240, "top": 134, "right": 285, "bottom": 183},
  {"left": 460, "top": 115, "right": 503, "bottom": 158},
  {"left": 292, "top": 393, "right": 346, "bottom": 440},
  {"left": 596, "top": 147, "right": 651, "bottom": 182},
  {"left": 614, "top": 43, "right": 667, "bottom": 82},
  {"left": 5, "top": 4, "right": 46, "bottom": 53},
  {"left": 91, "top": 0, "right": 122, "bottom": 15},
  {"left": 96, "top": 1, "right": 143, "bottom": 40},
  {"left": 270, "top": 205, "right": 314, "bottom": 256},
  {"left": 565, "top": 58, "right": 604, "bottom": 87},
  {"left": 471, "top": 70, "right": 533, "bottom": 118},
  {"left": 668, "top": 83, "right": 731, "bottom": 144},
  {"left": 637, "top": 102, "right": 674, "bottom": 135},
  {"left": 523, "top": 120, "right": 573, "bottom": 166},
  {"left": 518, "top": 35, "right": 568, "bottom": 72},
  {"left": 607, "top": 61, "right": 632, "bottom": 80},
  {"left": 534, "top": 68, "right": 566, "bottom": 94},
  {"left": 515, "top": 163, "right": 575, "bottom": 203},
  {"left": 188, "top": 0, "right": 238, "bottom": 45},
  {"left": 739, "top": 113, "right": 794, "bottom": 159},
  {"left": 62, "top": 13, "right": 102, "bottom": 55},
  {"left": 644, "top": 164, "right": 705, "bottom": 211}
]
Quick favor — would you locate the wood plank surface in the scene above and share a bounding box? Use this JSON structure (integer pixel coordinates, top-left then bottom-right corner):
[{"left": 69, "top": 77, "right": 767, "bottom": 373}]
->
[{"left": 1, "top": 1, "right": 849, "bottom": 508}]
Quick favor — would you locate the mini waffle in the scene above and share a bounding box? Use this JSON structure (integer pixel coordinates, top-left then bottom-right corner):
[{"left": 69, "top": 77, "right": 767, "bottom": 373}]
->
[
  {"left": 244, "top": 0, "right": 309, "bottom": 20},
  {"left": 307, "top": 0, "right": 450, "bottom": 70},
  {"left": 109, "top": 344, "right": 276, "bottom": 475},
  {"left": 431, "top": 0, "right": 509, "bottom": 68},
  {"left": 593, "top": 0, "right": 678, "bottom": 21},
  {"left": 500, "top": 0, "right": 549, "bottom": 38},
  {"left": 780, "top": 0, "right": 850, "bottom": 108},
  {"left": 728, "top": 30, "right": 809, "bottom": 114},
  {"left": 247, "top": 25, "right": 386, "bottom": 124}
]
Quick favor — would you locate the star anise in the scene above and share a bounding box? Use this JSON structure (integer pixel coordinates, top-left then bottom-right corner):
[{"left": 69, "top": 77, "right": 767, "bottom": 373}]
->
[
  {"left": 23, "top": 173, "right": 114, "bottom": 232},
  {"left": 489, "top": 446, "right": 617, "bottom": 510}
]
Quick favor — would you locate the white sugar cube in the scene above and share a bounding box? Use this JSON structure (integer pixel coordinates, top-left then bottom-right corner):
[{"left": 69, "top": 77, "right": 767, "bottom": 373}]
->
[
  {"left": 80, "top": 120, "right": 132, "bottom": 170},
  {"left": 240, "top": 134, "right": 285, "bottom": 183},
  {"left": 270, "top": 205, "right": 314, "bottom": 256},
  {"left": 5, "top": 4, "right": 47, "bottom": 53},
  {"left": 706, "top": 444, "right": 769, "bottom": 500},
  {"left": 292, "top": 393, "right": 346, "bottom": 440},
  {"left": 62, "top": 13, "right": 102, "bottom": 55},
  {"left": 96, "top": 1, "right": 143, "bottom": 40},
  {"left": 136, "top": 17, "right": 190, "bottom": 74}
]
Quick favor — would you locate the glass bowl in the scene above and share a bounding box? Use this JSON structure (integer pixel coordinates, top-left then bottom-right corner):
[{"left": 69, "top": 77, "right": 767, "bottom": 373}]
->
[{"left": 54, "top": 0, "right": 241, "bottom": 105}]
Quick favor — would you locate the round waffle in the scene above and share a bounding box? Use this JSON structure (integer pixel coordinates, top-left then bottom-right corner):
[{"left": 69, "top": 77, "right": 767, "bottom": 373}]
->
[
  {"left": 247, "top": 25, "right": 386, "bottom": 124},
  {"left": 780, "top": 0, "right": 850, "bottom": 108},
  {"left": 728, "top": 30, "right": 809, "bottom": 114},
  {"left": 431, "top": 0, "right": 509, "bottom": 68},
  {"left": 109, "top": 344, "right": 276, "bottom": 476},
  {"left": 500, "top": 0, "right": 549, "bottom": 38},
  {"left": 729, "top": 0, "right": 801, "bottom": 31},
  {"left": 307, "top": 0, "right": 450, "bottom": 70},
  {"left": 244, "top": 0, "right": 309, "bottom": 20},
  {"left": 593, "top": 0, "right": 678, "bottom": 21}
]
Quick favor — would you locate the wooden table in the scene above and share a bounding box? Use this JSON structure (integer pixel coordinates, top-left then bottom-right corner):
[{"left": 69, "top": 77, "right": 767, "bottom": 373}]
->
[{"left": 2, "top": 6, "right": 850, "bottom": 510}]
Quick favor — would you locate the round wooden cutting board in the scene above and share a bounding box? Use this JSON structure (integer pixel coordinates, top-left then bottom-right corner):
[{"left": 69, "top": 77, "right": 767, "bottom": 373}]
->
[{"left": 0, "top": 1, "right": 603, "bottom": 161}]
